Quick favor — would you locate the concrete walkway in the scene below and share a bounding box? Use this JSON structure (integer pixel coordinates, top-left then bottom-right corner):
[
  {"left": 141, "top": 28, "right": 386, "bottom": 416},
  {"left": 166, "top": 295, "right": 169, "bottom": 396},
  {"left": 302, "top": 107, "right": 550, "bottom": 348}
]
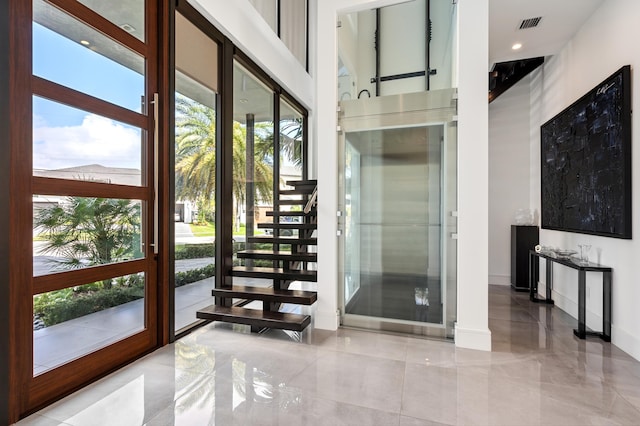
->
[
  {"left": 34, "top": 278, "right": 214, "bottom": 375},
  {"left": 33, "top": 273, "right": 275, "bottom": 376}
]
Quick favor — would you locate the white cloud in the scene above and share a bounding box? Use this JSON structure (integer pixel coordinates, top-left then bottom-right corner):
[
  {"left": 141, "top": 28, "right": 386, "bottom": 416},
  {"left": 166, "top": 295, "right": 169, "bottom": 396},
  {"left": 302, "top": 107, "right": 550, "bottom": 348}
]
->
[{"left": 33, "top": 114, "right": 142, "bottom": 171}]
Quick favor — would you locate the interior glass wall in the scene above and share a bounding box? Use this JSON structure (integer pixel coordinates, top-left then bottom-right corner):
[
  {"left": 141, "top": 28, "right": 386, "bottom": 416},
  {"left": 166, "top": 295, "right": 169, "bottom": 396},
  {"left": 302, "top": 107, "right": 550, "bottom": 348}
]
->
[{"left": 173, "top": 12, "right": 219, "bottom": 333}]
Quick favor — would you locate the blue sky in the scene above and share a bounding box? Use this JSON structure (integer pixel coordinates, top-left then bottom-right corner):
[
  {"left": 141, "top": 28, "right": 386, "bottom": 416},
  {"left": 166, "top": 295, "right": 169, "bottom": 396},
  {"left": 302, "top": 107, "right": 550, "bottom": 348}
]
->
[{"left": 33, "top": 23, "right": 144, "bottom": 171}]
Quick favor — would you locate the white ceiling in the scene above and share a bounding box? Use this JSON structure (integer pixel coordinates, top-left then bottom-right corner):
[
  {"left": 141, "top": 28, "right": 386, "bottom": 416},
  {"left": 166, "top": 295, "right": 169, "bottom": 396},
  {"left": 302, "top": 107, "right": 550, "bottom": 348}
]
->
[{"left": 489, "top": 0, "right": 605, "bottom": 68}]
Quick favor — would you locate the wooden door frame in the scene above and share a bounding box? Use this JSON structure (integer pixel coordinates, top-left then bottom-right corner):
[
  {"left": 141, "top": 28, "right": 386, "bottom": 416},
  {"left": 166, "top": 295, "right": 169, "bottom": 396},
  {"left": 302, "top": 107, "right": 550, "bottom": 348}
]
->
[
  {"left": 1, "top": 0, "right": 15, "bottom": 423},
  {"left": 5, "top": 0, "right": 166, "bottom": 421}
]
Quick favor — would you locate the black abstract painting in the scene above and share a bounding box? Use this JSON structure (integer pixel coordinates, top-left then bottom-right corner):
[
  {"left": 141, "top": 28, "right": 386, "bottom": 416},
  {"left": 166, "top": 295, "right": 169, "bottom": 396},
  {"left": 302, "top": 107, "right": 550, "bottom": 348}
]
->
[{"left": 541, "top": 65, "right": 632, "bottom": 239}]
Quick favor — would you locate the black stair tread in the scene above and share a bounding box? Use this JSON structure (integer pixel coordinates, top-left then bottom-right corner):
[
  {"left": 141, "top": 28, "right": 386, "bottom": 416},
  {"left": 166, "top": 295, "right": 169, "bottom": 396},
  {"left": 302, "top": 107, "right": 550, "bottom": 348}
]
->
[
  {"left": 279, "top": 189, "right": 315, "bottom": 196},
  {"left": 231, "top": 266, "right": 317, "bottom": 281},
  {"left": 237, "top": 250, "right": 317, "bottom": 261},
  {"left": 257, "top": 222, "right": 317, "bottom": 229},
  {"left": 247, "top": 235, "right": 317, "bottom": 245},
  {"left": 196, "top": 305, "right": 310, "bottom": 332},
  {"left": 277, "top": 199, "right": 309, "bottom": 205},
  {"left": 283, "top": 185, "right": 316, "bottom": 192},
  {"left": 286, "top": 179, "right": 317, "bottom": 187},
  {"left": 213, "top": 286, "right": 317, "bottom": 305},
  {"left": 266, "top": 210, "right": 316, "bottom": 217}
]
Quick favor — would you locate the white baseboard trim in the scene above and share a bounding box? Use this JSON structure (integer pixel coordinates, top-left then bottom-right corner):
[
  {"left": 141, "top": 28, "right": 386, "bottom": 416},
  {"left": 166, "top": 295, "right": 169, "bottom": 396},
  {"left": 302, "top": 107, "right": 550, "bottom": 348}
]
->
[
  {"left": 455, "top": 324, "right": 492, "bottom": 351},
  {"left": 611, "top": 325, "right": 640, "bottom": 362},
  {"left": 314, "top": 309, "right": 340, "bottom": 331},
  {"left": 551, "top": 290, "right": 640, "bottom": 362},
  {"left": 489, "top": 274, "right": 510, "bottom": 286},
  {"left": 551, "top": 289, "right": 601, "bottom": 328}
]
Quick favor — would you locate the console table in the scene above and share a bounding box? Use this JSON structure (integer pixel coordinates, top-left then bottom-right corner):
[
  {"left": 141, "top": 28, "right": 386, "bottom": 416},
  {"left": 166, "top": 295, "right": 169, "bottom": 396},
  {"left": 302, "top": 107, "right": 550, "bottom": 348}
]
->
[{"left": 529, "top": 250, "right": 612, "bottom": 342}]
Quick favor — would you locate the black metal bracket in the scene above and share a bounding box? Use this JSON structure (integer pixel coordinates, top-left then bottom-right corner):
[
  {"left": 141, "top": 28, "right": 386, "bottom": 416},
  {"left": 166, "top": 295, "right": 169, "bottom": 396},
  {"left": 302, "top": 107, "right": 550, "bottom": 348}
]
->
[{"left": 370, "top": 69, "right": 436, "bottom": 84}]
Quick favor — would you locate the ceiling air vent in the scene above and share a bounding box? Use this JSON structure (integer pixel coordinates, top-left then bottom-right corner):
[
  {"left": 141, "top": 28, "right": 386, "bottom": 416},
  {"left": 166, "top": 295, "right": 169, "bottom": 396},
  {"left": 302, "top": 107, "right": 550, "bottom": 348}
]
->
[{"left": 519, "top": 17, "right": 542, "bottom": 30}]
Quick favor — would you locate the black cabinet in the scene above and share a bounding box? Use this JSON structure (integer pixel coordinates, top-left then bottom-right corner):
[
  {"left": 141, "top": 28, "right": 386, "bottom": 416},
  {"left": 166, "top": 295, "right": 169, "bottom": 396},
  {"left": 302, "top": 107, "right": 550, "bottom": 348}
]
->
[{"left": 511, "top": 225, "right": 539, "bottom": 291}]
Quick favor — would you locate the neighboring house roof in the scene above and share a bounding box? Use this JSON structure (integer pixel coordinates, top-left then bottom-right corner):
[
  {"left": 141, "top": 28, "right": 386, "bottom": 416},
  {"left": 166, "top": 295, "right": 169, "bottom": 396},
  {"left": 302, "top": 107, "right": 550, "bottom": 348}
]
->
[{"left": 33, "top": 164, "right": 141, "bottom": 186}]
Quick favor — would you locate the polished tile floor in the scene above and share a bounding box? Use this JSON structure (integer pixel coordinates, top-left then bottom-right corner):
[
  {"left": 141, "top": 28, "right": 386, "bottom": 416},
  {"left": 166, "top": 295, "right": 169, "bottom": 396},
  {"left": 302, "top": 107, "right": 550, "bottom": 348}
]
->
[{"left": 16, "top": 285, "right": 640, "bottom": 425}]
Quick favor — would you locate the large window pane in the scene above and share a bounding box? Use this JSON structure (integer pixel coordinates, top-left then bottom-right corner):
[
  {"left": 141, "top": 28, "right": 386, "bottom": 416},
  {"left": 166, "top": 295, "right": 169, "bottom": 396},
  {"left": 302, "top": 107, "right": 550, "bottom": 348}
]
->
[
  {"left": 33, "top": 273, "right": 146, "bottom": 375},
  {"left": 233, "top": 62, "right": 274, "bottom": 267},
  {"left": 76, "top": 0, "right": 146, "bottom": 42},
  {"left": 279, "top": 99, "right": 304, "bottom": 189},
  {"left": 33, "top": 197, "right": 144, "bottom": 276},
  {"left": 248, "top": 0, "right": 278, "bottom": 33},
  {"left": 33, "top": 0, "right": 145, "bottom": 113},
  {"left": 280, "top": 0, "right": 307, "bottom": 68},
  {"left": 173, "top": 13, "right": 219, "bottom": 332},
  {"left": 33, "top": 96, "right": 143, "bottom": 185},
  {"left": 174, "top": 84, "right": 217, "bottom": 332}
]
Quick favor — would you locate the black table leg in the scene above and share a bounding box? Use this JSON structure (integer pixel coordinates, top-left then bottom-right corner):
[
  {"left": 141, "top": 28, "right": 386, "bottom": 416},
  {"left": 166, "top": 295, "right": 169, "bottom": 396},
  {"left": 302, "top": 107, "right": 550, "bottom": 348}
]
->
[
  {"left": 529, "top": 251, "right": 536, "bottom": 300},
  {"left": 546, "top": 260, "right": 553, "bottom": 301},
  {"left": 574, "top": 270, "right": 587, "bottom": 339},
  {"left": 603, "top": 271, "right": 612, "bottom": 342},
  {"left": 530, "top": 257, "right": 554, "bottom": 304}
]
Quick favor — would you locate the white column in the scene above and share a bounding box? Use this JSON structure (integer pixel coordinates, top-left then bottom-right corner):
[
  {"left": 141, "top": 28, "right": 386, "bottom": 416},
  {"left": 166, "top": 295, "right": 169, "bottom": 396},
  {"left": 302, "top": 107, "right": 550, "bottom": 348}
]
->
[
  {"left": 454, "top": 0, "right": 491, "bottom": 350},
  {"left": 313, "top": 0, "right": 340, "bottom": 329}
]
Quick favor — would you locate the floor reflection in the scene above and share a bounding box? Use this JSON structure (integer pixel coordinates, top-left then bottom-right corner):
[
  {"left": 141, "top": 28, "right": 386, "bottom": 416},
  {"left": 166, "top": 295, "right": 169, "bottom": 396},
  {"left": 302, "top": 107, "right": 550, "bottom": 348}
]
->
[{"left": 17, "top": 285, "right": 640, "bottom": 426}]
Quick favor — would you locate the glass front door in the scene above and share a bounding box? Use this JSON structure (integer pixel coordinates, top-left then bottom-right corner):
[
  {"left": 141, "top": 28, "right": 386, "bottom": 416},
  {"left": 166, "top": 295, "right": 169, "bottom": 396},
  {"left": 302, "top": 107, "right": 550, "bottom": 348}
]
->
[
  {"left": 338, "top": 91, "right": 457, "bottom": 338},
  {"left": 24, "top": 0, "right": 159, "bottom": 413}
]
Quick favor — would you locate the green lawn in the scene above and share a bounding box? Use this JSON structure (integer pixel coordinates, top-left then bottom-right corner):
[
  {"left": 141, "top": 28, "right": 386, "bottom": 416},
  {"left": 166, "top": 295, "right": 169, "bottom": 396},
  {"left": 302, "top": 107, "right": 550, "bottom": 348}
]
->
[
  {"left": 188, "top": 222, "right": 217, "bottom": 236},
  {"left": 188, "top": 223, "right": 265, "bottom": 237}
]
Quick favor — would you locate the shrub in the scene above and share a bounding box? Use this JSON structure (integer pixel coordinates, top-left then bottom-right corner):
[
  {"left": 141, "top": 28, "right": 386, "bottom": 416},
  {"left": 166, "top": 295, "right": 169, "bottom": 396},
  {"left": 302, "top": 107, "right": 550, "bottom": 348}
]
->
[
  {"left": 34, "top": 281, "right": 145, "bottom": 327},
  {"left": 175, "top": 264, "right": 215, "bottom": 287},
  {"left": 175, "top": 243, "right": 215, "bottom": 260}
]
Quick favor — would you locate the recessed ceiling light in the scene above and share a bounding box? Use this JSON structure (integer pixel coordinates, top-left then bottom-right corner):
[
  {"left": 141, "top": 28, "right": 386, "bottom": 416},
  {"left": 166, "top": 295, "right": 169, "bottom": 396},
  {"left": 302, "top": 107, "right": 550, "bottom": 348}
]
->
[
  {"left": 120, "top": 23, "right": 136, "bottom": 33},
  {"left": 80, "top": 40, "right": 90, "bottom": 46},
  {"left": 512, "top": 43, "right": 523, "bottom": 50}
]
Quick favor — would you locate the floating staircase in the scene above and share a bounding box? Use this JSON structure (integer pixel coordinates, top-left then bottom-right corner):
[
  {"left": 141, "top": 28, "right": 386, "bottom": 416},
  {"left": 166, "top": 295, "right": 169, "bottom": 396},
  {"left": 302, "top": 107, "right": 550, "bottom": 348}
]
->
[{"left": 197, "top": 180, "right": 318, "bottom": 332}]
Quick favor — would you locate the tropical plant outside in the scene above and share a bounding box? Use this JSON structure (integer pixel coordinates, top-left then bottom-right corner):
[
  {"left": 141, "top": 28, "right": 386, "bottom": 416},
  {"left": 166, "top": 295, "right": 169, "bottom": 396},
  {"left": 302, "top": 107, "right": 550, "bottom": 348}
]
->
[
  {"left": 34, "top": 196, "right": 142, "bottom": 289},
  {"left": 175, "top": 94, "right": 275, "bottom": 231},
  {"left": 279, "top": 117, "right": 304, "bottom": 169}
]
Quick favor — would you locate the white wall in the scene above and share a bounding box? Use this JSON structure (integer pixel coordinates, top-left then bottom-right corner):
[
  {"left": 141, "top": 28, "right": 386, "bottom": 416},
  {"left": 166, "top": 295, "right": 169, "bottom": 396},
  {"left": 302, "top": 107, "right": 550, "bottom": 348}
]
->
[
  {"left": 529, "top": 0, "right": 640, "bottom": 360},
  {"left": 488, "top": 76, "right": 532, "bottom": 286}
]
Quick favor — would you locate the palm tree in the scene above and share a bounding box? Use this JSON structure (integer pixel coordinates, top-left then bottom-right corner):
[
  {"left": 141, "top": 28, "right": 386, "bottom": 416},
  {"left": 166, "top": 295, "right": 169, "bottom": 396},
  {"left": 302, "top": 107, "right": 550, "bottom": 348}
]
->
[
  {"left": 175, "top": 94, "right": 275, "bottom": 229},
  {"left": 175, "top": 95, "right": 217, "bottom": 204},
  {"left": 279, "top": 117, "right": 304, "bottom": 168},
  {"left": 232, "top": 120, "right": 274, "bottom": 230},
  {"left": 34, "top": 197, "right": 142, "bottom": 289}
]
